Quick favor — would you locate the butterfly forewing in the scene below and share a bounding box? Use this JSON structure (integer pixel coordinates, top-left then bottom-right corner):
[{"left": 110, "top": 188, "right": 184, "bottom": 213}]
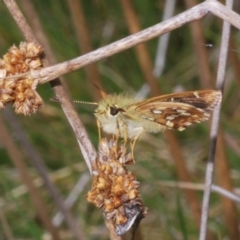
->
[
  {"left": 127, "top": 90, "right": 221, "bottom": 131},
  {"left": 133, "top": 90, "right": 221, "bottom": 110}
]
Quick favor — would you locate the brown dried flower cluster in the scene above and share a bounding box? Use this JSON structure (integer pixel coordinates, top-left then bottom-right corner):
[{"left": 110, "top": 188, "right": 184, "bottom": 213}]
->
[
  {"left": 87, "top": 139, "right": 147, "bottom": 235},
  {"left": 0, "top": 42, "right": 44, "bottom": 115}
]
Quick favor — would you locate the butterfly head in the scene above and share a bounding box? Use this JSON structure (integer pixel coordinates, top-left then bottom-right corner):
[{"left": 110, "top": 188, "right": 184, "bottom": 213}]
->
[
  {"left": 94, "top": 95, "right": 127, "bottom": 120},
  {"left": 94, "top": 94, "right": 134, "bottom": 117},
  {"left": 94, "top": 94, "right": 137, "bottom": 136}
]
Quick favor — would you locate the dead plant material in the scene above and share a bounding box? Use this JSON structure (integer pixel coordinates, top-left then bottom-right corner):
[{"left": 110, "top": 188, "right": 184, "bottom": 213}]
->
[
  {"left": 0, "top": 42, "right": 44, "bottom": 115},
  {"left": 87, "top": 138, "right": 147, "bottom": 235}
]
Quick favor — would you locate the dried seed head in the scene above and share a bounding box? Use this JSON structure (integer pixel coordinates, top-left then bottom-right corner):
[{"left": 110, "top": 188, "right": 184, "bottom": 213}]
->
[
  {"left": 86, "top": 138, "right": 147, "bottom": 235},
  {"left": 12, "top": 78, "right": 44, "bottom": 115},
  {"left": 115, "top": 211, "right": 128, "bottom": 225},
  {"left": 0, "top": 42, "right": 44, "bottom": 114},
  {"left": 4, "top": 45, "right": 24, "bottom": 64},
  {"left": 20, "top": 42, "right": 43, "bottom": 58},
  {"left": 26, "top": 58, "right": 42, "bottom": 69}
]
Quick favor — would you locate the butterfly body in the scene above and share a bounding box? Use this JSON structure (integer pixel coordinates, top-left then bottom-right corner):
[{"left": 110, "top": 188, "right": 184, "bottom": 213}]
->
[
  {"left": 94, "top": 90, "right": 222, "bottom": 140},
  {"left": 94, "top": 93, "right": 148, "bottom": 139}
]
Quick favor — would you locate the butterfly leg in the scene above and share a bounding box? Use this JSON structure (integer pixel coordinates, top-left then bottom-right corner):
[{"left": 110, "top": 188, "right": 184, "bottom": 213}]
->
[
  {"left": 130, "top": 129, "right": 143, "bottom": 162},
  {"left": 123, "top": 125, "right": 128, "bottom": 149},
  {"left": 111, "top": 120, "right": 122, "bottom": 156},
  {"left": 118, "top": 119, "right": 128, "bottom": 149},
  {"left": 96, "top": 119, "right": 102, "bottom": 142},
  {"left": 115, "top": 125, "right": 120, "bottom": 142}
]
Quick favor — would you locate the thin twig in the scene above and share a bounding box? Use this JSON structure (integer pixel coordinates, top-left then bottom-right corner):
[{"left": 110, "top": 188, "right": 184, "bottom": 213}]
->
[
  {"left": 52, "top": 173, "right": 90, "bottom": 227},
  {"left": 120, "top": 0, "right": 160, "bottom": 96},
  {"left": 3, "top": 1, "right": 91, "bottom": 239},
  {"left": 0, "top": 207, "right": 14, "bottom": 240},
  {"left": 3, "top": 107, "right": 85, "bottom": 240},
  {"left": 199, "top": 0, "right": 233, "bottom": 240},
  {"left": 159, "top": 181, "right": 240, "bottom": 204},
  {"left": 184, "top": 0, "right": 214, "bottom": 89},
  {"left": 153, "top": 0, "right": 176, "bottom": 77},
  {"left": 2, "top": 1, "right": 240, "bottom": 85},
  {"left": 0, "top": 164, "right": 87, "bottom": 202},
  {"left": 67, "top": 0, "right": 103, "bottom": 101},
  {"left": 19, "top": 0, "right": 70, "bottom": 92},
  {"left": 0, "top": 114, "right": 61, "bottom": 240}
]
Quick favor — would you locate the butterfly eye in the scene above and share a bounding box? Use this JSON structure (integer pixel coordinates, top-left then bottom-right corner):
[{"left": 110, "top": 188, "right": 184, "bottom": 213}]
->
[{"left": 110, "top": 106, "right": 119, "bottom": 116}]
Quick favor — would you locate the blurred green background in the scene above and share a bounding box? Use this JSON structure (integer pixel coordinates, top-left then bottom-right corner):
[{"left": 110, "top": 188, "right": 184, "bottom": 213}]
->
[{"left": 0, "top": 0, "right": 240, "bottom": 239}]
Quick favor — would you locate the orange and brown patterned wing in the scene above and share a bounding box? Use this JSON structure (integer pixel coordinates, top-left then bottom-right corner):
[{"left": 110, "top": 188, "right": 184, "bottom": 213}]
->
[{"left": 127, "top": 90, "right": 222, "bottom": 131}]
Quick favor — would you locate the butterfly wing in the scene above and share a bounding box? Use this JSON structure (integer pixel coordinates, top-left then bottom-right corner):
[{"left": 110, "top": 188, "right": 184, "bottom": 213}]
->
[
  {"left": 132, "top": 90, "right": 221, "bottom": 111},
  {"left": 124, "top": 90, "right": 221, "bottom": 132}
]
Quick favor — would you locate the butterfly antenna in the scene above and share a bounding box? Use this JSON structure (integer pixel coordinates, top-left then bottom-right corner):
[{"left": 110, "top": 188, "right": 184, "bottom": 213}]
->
[
  {"left": 50, "top": 97, "right": 98, "bottom": 106},
  {"left": 92, "top": 82, "right": 107, "bottom": 99},
  {"left": 73, "top": 100, "right": 98, "bottom": 105}
]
